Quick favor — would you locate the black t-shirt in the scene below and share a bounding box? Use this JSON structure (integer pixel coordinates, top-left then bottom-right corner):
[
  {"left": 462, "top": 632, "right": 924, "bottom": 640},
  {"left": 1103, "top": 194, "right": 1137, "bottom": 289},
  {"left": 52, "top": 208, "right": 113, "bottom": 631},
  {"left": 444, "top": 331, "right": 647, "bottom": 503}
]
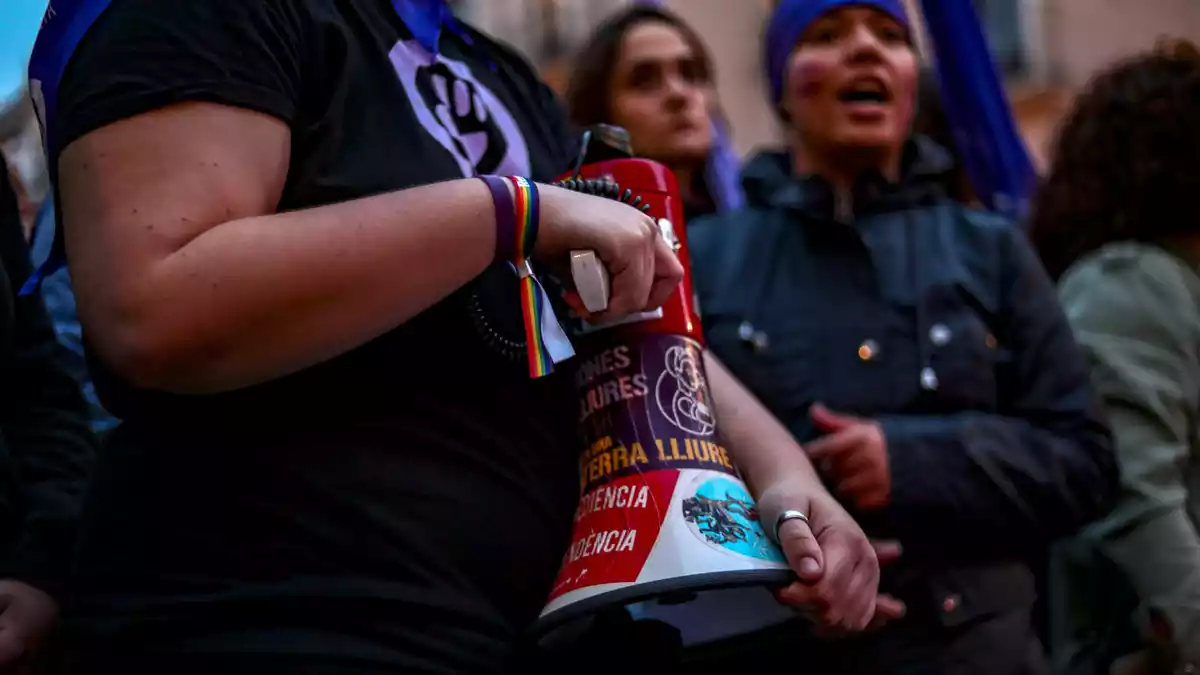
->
[{"left": 57, "top": 1, "right": 582, "bottom": 672}]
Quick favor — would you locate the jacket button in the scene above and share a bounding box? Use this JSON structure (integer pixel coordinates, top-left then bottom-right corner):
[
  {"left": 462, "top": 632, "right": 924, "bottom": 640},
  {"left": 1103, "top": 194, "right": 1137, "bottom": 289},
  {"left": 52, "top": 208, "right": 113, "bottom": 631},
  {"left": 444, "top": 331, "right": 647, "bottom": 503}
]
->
[
  {"left": 738, "top": 321, "right": 755, "bottom": 341},
  {"left": 751, "top": 332, "right": 770, "bottom": 352},
  {"left": 941, "top": 594, "right": 961, "bottom": 613},
  {"left": 858, "top": 339, "right": 879, "bottom": 361},
  {"left": 920, "top": 367, "right": 939, "bottom": 391},
  {"left": 738, "top": 321, "right": 770, "bottom": 353},
  {"left": 929, "top": 323, "right": 952, "bottom": 346}
]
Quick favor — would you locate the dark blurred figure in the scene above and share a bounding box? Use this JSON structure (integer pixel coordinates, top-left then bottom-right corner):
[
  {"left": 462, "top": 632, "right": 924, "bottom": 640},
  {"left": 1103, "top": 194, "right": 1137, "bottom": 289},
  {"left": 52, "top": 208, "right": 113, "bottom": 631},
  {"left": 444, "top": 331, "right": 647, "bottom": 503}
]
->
[
  {"left": 0, "top": 156, "right": 94, "bottom": 671},
  {"left": 1031, "top": 38, "right": 1200, "bottom": 675},
  {"left": 912, "top": 67, "right": 978, "bottom": 205}
]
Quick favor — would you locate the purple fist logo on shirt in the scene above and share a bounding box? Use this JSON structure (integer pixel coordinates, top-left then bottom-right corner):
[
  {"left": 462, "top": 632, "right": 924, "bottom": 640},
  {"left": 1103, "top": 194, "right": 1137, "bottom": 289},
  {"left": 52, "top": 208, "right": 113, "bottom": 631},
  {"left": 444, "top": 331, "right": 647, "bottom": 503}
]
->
[
  {"left": 416, "top": 61, "right": 508, "bottom": 175},
  {"left": 389, "top": 39, "right": 530, "bottom": 178}
]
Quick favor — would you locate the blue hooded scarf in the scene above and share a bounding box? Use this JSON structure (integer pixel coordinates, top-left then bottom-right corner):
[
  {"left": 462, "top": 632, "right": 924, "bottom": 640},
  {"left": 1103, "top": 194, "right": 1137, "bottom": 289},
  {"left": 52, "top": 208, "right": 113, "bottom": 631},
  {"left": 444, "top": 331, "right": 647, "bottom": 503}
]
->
[
  {"left": 764, "top": 0, "right": 909, "bottom": 105},
  {"left": 762, "top": 0, "right": 1035, "bottom": 221}
]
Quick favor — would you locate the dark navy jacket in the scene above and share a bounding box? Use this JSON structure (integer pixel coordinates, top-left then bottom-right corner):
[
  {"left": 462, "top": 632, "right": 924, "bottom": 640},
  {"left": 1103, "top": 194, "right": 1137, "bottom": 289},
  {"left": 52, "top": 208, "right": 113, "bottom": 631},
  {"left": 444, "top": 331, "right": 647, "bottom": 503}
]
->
[{"left": 688, "top": 140, "right": 1118, "bottom": 670}]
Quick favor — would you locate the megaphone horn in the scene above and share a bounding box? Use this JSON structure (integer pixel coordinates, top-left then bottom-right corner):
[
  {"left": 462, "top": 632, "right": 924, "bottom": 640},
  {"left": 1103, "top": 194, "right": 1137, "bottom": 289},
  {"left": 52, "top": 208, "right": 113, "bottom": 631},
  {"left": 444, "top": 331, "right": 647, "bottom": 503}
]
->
[{"left": 535, "top": 126, "right": 792, "bottom": 640}]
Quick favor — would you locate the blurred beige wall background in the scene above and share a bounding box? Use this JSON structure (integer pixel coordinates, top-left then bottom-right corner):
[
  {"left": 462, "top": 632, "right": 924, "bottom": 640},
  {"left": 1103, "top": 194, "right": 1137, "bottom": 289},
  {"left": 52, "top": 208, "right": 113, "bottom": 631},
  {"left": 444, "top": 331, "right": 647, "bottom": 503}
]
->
[
  {"left": 665, "top": 0, "right": 1200, "bottom": 165},
  {"left": 5, "top": 0, "right": 1200, "bottom": 202},
  {"left": 461, "top": 0, "right": 1200, "bottom": 170},
  {"left": 1046, "top": 0, "right": 1200, "bottom": 86}
]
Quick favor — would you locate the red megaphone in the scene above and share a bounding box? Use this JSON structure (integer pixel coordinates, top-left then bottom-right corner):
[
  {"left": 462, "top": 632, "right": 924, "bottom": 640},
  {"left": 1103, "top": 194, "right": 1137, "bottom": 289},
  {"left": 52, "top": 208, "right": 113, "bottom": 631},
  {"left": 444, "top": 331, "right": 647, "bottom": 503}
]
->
[{"left": 533, "top": 126, "right": 791, "bottom": 639}]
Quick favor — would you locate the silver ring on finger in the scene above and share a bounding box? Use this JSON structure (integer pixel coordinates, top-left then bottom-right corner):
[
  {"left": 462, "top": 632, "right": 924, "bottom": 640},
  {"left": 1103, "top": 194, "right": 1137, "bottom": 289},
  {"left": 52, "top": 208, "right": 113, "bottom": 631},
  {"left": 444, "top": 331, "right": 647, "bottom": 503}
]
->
[{"left": 773, "top": 509, "right": 810, "bottom": 544}]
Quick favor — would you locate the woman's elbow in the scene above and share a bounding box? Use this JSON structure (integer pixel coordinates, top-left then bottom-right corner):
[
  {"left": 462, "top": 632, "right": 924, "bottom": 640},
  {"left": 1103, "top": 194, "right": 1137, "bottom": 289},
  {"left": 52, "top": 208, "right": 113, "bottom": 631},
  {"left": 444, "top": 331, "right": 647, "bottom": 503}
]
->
[{"left": 84, "top": 308, "right": 214, "bottom": 392}]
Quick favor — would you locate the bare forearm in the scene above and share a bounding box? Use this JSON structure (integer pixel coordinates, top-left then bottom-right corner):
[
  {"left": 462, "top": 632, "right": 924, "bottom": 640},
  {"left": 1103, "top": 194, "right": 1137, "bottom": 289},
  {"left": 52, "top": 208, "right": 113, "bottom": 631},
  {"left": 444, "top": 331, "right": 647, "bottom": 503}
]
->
[
  {"left": 79, "top": 179, "right": 498, "bottom": 393},
  {"left": 704, "top": 352, "right": 824, "bottom": 515}
]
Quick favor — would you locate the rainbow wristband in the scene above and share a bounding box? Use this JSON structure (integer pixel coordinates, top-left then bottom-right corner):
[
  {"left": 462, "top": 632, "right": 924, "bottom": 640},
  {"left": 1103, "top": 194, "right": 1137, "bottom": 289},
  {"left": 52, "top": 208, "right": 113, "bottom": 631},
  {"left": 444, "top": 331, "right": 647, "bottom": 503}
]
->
[
  {"left": 479, "top": 175, "right": 569, "bottom": 378},
  {"left": 479, "top": 175, "right": 517, "bottom": 261}
]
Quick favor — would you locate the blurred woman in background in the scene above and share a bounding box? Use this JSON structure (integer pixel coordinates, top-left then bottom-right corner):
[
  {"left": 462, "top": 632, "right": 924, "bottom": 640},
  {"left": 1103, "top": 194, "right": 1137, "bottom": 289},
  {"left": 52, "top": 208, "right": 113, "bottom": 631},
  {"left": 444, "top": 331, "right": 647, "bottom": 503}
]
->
[
  {"left": 1031, "top": 39, "right": 1200, "bottom": 675},
  {"left": 565, "top": 5, "right": 734, "bottom": 222},
  {"left": 685, "top": 0, "right": 1117, "bottom": 672}
]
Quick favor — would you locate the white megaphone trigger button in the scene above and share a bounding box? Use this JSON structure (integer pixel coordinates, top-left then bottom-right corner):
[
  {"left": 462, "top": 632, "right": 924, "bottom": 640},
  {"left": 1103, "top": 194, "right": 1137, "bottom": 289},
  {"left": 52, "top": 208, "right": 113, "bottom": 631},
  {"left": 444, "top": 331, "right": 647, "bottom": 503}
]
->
[
  {"left": 657, "top": 218, "right": 681, "bottom": 254},
  {"left": 570, "top": 250, "right": 610, "bottom": 314}
]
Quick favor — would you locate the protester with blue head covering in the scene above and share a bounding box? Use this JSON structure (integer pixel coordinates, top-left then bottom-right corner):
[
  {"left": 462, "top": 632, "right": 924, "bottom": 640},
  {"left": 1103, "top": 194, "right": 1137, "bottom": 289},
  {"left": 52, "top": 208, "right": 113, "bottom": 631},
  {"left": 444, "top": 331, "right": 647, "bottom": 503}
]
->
[
  {"left": 764, "top": 0, "right": 908, "bottom": 108},
  {"left": 762, "top": 0, "right": 1035, "bottom": 222},
  {"left": 684, "top": 0, "right": 1117, "bottom": 671}
]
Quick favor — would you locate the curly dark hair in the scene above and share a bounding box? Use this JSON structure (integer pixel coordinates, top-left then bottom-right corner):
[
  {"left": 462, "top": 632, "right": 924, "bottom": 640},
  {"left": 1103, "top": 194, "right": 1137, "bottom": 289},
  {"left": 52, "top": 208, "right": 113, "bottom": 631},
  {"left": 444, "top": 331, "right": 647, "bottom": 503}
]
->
[{"left": 1029, "top": 39, "right": 1200, "bottom": 280}]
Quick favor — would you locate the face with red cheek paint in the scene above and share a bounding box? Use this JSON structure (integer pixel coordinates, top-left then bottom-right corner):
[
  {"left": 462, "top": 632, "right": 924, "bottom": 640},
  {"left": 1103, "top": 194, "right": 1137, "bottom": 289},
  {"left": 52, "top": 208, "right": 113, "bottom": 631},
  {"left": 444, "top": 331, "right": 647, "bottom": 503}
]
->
[{"left": 781, "top": 6, "right": 917, "bottom": 165}]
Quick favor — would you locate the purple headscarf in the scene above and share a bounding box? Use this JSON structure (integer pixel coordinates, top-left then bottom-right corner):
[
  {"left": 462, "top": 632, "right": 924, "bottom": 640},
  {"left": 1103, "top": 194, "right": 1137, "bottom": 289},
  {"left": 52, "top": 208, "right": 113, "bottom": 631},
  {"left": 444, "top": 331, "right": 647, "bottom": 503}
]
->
[{"left": 764, "top": 0, "right": 909, "bottom": 104}]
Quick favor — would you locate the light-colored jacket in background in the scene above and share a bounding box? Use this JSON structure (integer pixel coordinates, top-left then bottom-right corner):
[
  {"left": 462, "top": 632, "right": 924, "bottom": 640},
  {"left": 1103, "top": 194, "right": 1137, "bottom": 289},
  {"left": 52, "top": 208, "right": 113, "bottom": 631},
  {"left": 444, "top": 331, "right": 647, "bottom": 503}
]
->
[{"left": 1052, "top": 242, "right": 1200, "bottom": 675}]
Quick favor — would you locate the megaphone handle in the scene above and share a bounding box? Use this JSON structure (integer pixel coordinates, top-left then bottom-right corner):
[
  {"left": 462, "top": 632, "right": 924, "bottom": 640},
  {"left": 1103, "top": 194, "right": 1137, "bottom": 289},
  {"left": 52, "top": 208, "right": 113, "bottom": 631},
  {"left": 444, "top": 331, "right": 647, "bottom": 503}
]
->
[{"left": 570, "top": 249, "right": 610, "bottom": 314}]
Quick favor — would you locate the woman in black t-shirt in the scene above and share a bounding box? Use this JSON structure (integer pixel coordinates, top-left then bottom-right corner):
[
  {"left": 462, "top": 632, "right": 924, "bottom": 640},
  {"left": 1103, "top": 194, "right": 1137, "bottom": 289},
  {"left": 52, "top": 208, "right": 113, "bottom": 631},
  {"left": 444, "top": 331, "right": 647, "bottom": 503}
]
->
[{"left": 45, "top": 1, "right": 890, "bottom": 673}]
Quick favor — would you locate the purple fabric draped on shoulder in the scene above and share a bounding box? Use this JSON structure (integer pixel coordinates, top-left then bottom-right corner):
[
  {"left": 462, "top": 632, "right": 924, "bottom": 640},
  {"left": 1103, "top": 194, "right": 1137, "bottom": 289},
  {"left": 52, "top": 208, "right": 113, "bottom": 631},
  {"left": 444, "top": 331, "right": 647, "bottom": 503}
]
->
[{"left": 918, "top": 0, "right": 1035, "bottom": 221}]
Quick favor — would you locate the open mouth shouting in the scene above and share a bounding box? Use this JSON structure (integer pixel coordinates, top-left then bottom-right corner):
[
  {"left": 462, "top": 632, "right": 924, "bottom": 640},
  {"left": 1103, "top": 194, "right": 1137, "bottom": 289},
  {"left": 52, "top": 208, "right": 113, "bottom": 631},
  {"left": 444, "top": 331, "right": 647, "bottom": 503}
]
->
[{"left": 836, "top": 75, "right": 893, "bottom": 119}]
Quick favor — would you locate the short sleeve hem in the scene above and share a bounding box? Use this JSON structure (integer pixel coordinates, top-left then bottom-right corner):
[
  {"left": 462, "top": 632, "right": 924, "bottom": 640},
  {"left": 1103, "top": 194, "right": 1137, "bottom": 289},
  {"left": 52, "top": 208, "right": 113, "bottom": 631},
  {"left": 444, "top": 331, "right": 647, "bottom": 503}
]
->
[
  {"left": 49, "top": 0, "right": 307, "bottom": 160},
  {"left": 56, "top": 81, "right": 298, "bottom": 158}
]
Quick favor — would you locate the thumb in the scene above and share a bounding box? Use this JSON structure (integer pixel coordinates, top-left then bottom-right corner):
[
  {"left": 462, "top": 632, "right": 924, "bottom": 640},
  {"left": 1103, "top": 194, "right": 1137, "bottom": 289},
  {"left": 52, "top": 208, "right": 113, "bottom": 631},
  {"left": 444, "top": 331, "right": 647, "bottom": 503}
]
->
[
  {"left": 777, "top": 516, "right": 824, "bottom": 583},
  {"left": 810, "top": 403, "right": 855, "bottom": 433},
  {"left": 872, "top": 540, "right": 903, "bottom": 566},
  {"left": 868, "top": 594, "right": 908, "bottom": 630}
]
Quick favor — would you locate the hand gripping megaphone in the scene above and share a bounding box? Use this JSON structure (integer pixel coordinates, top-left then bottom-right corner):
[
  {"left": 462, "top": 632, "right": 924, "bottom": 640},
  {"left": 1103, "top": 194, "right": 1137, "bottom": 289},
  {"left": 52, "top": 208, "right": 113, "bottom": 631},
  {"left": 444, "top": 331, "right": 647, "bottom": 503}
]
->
[{"left": 532, "top": 126, "right": 793, "bottom": 639}]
